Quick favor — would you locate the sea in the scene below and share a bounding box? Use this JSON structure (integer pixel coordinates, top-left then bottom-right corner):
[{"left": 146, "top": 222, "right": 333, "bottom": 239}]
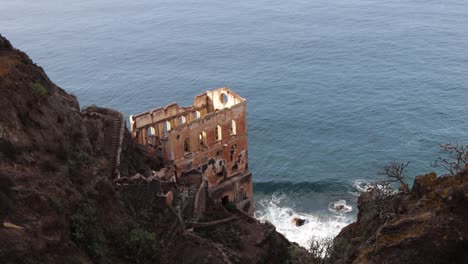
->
[{"left": 2, "top": 0, "right": 468, "bottom": 249}]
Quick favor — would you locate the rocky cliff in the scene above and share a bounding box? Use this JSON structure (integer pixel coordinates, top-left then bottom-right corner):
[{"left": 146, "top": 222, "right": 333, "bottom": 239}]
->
[
  {"left": 0, "top": 34, "right": 303, "bottom": 264},
  {"left": 331, "top": 170, "right": 468, "bottom": 264},
  {"left": 3, "top": 33, "right": 467, "bottom": 264}
]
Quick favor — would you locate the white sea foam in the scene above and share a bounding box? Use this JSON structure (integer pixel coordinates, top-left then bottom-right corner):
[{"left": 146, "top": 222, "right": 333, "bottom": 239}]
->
[
  {"left": 352, "top": 179, "right": 372, "bottom": 194},
  {"left": 353, "top": 179, "right": 397, "bottom": 196},
  {"left": 328, "top": 199, "right": 353, "bottom": 213},
  {"left": 254, "top": 194, "right": 353, "bottom": 249}
]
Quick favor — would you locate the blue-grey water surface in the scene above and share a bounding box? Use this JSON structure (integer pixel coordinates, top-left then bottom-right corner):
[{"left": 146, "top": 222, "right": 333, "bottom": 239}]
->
[{"left": 2, "top": 0, "right": 468, "bottom": 245}]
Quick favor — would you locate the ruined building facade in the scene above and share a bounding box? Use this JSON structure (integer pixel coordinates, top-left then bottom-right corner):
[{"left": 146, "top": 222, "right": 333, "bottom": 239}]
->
[{"left": 129, "top": 87, "right": 253, "bottom": 215}]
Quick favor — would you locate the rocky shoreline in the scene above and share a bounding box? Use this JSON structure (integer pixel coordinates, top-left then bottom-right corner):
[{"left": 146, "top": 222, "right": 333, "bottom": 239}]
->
[
  {"left": 1, "top": 34, "right": 467, "bottom": 263},
  {"left": 0, "top": 34, "right": 302, "bottom": 263}
]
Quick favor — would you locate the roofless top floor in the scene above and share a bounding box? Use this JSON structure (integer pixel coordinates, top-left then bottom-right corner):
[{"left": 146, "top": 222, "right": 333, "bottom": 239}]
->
[{"left": 129, "top": 87, "right": 246, "bottom": 141}]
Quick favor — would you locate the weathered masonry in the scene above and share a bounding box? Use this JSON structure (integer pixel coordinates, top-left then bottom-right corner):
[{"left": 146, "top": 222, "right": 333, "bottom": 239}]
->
[{"left": 129, "top": 87, "right": 253, "bottom": 215}]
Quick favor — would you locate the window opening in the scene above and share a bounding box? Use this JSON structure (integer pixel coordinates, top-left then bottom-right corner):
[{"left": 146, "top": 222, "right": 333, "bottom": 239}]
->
[
  {"left": 147, "top": 126, "right": 156, "bottom": 145},
  {"left": 237, "top": 188, "right": 246, "bottom": 202},
  {"left": 199, "top": 131, "right": 207, "bottom": 147},
  {"left": 215, "top": 125, "right": 222, "bottom": 141},
  {"left": 220, "top": 93, "right": 228, "bottom": 104},
  {"left": 221, "top": 196, "right": 229, "bottom": 205},
  {"left": 178, "top": 115, "right": 186, "bottom": 125},
  {"left": 163, "top": 121, "right": 171, "bottom": 136},
  {"left": 183, "top": 137, "right": 191, "bottom": 153},
  {"left": 229, "top": 120, "right": 237, "bottom": 135}
]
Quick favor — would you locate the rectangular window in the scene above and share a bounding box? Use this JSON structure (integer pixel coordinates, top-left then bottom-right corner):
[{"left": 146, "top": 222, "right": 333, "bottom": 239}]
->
[
  {"left": 183, "top": 137, "right": 191, "bottom": 153},
  {"left": 163, "top": 121, "right": 171, "bottom": 136},
  {"left": 215, "top": 125, "right": 222, "bottom": 141},
  {"left": 199, "top": 131, "right": 207, "bottom": 148},
  {"left": 230, "top": 120, "right": 237, "bottom": 135},
  {"left": 147, "top": 126, "right": 156, "bottom": 145}
]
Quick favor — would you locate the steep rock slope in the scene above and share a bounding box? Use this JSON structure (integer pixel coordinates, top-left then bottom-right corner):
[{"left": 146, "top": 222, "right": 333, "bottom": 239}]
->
[
  {"left": 0, "top": 34, "right": 100, "bottom": 263},
  {"left": 0, "top": 34, "right": 303, "bottom": 264},
  {"left": 332, "top": 170, "right": 468, "bottom": 264}
]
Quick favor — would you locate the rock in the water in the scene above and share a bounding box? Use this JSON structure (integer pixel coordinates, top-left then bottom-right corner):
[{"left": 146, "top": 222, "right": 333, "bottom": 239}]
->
[{"left": 292, "top": 217, "right": 306, "bottom": 227}]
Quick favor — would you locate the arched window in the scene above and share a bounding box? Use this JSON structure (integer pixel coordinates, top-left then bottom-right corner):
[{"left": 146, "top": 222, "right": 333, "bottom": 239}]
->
[
  {"left": 199, "top": 131, "right": 207, "bottom": 147},
  {"left": 229, "top": 120, "right": 237, "bottom": 135},
  {"left": 215, "top": 125, "right": 222, "bottom": 141},
  {"left": 178, "top": 115, "right": 186, "bottom": 125}
]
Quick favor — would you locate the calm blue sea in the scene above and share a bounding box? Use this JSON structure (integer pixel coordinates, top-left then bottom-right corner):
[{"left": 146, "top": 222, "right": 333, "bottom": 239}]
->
[{"left": 2, "top": 0, "right": 468, "bottom": 246}]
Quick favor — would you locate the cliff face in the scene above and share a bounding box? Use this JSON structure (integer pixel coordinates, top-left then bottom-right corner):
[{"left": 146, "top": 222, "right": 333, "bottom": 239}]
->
[
  {"left": 0, "top": 35, "right": 299, "bottom": 264},
  {"left": 6, "top": 32, "right": 467, "bottom": 264},
  {"left": 332, "top": 170, "right": 468, "bottom": 264},
  {"left": 0, "top": 34, "right": 99, "bottom": 263}
]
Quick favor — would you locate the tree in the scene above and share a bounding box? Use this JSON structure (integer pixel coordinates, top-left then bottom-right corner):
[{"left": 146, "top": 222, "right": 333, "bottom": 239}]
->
[
  {"left": 378, "top": 161, "right": 410, "bottom": 193},
  {"left": 431, "top": 143, "right": 468, "bottom": 175}
]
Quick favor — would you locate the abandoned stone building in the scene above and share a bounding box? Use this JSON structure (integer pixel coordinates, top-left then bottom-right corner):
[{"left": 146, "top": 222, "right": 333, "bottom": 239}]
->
[{"left": 129, "top": 87, "right": 253, "bottom": 215}]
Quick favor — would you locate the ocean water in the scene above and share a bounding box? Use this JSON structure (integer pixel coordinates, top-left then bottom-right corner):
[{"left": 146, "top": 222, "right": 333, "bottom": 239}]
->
[{"left": 2, "top": 0, "right": 468, "bottom": 248}]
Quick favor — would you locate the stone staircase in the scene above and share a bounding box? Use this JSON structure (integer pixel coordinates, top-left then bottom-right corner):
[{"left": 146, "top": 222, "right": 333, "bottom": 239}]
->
[
  {"left": 109, "top": 116, "right": 124, "bottom": 178},
  {"left": 184, "top": 187, "right": 198, "bottom": 221}
]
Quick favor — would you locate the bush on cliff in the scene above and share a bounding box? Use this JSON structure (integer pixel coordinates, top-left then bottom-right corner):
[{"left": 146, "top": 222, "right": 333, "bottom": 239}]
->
[
  {"left": 29, "top": 82, "right": 49, "bottom": 98},
  {"left": 71, "top": 201, "right": 105, "bottom": 260},
  {"left": 126, "top": 227, "right": 159, "bottom": 264},
  {"left": 67, "top": 149, "right": 91, "bottom": 169}
]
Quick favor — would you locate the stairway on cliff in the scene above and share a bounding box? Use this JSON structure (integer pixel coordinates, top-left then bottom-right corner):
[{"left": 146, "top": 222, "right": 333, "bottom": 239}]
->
[
  {"left": 184, "top": 187, "right": 198, "bottom": 222},
  {"left": 108, "top": 117, "right": 122, "bottom": 177}
]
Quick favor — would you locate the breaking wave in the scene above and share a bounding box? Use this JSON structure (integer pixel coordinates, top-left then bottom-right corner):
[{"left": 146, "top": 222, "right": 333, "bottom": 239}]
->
[
  {"left": 351, "top": 179, "right": 372, "bottom": 195},
  {"left": 328, "top": 199, "right": 353, "bottom": 213},
  {"left": 254, "top": 194, "right": 354, "bottom": 249},
  {"left": 352, "top": 179, "right": 397, "bottom": 195}
]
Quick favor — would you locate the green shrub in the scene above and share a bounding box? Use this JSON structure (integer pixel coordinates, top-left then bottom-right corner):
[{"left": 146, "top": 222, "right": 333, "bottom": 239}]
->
[
  {"left": 67, "top": 149, "right": 91, "bottom": 169},
  {"left": 29, "top": 83, "right": 48, "bottom": 98},
  {"left": 126, "top": 227, "right": 159, "bottom": 264},
  {"left": 82, "top": 104, "right": 97, "bottom": 111},
  {"left": 285, "top": 244, "right": 314, "bottom": 264},
  {"left": 71, "top": 202, "right": 105, "bottom": 260},
  {"left": 76, "top": 150, "right": 90, "bottom": 165}
]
